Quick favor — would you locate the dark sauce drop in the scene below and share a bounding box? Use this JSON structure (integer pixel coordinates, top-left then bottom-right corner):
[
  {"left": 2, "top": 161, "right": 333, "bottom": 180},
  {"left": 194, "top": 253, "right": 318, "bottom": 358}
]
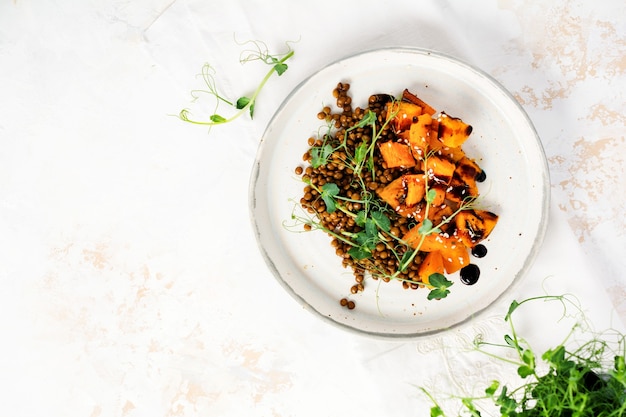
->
[
  {"left": 460, "top": 264, "right": 480, "bottom": 285},
  {"left": 475, "top": 169, "right": 487, "bottom": 183},
  {"left": 471, "top": 244, "right": 488, "bottom": 258}
]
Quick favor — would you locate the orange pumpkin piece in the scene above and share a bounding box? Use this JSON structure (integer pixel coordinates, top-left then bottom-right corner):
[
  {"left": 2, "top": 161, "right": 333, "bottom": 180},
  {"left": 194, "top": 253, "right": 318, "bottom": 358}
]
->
[
  {"left": 437, "top": 112, "right": 473, "bottom": 148},
  {"left": 401, "top": 223, "right": 428, "bottom": 250},
  {"left": 454, "top": 156, "right": 482, "bottom": 197},
  {"left": 377, "top": 176, "right": 427, "bottom": 219},
  {"left": 376, "top": 176, "right": 406, "bottom": 209},
  {"left": 455, "top": 209, "right": 499, "bottom": 247},
  {"left": 378, "top": 141, "right": 416, "bottom": 169},
  {"left": 429, "top": 185, "right": 447, "bottom": 207},
  {"left": 401, "top": 89, "right": 437, "bottom": 116},
  {"left": 386, "top": 101, "right": 423, "bottom": 132},
  {"left": 440, "top": 241, "right": 470, "bottom": 274},
  {"left": 403, "top": 226, "right": 470, "bottom": 275},
  {"left": 404, "top": 174, "right": 426, "bottom": 207},
  {"left": 424, "top": 155, "right": 456, "bottom": 184},
  {"left": 398, "top": 201, "right": 426, "bottom": 221},
  {"left": 402, "top": 224, "right": 448, "bottom": 251},
  {"left": 418, "top": 251, "right": 445, "bottom": 284},
  {"left": 429, "top": 204, "right": 454, "bottom": 226},
  {"left": 428, "top": 117, "right": 443, "bottom": 151},
  {"left": 408, "top": 113, "right": 433, "bottom": 159},
  {"left": 444, "top": 177, "right": 472, "bottom": 204}
]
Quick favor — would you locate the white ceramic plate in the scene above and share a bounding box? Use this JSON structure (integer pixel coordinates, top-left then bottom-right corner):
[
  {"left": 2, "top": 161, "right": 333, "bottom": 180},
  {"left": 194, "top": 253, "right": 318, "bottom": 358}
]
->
[{"left": 249, "top": 47, "right": 549, "bottom": 338}]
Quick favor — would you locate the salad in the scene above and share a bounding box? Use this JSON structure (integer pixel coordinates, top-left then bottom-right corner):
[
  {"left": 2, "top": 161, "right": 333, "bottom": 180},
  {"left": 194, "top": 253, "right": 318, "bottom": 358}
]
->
[{"left": 292, "top": 82, "right": 499, "bottom": 306}]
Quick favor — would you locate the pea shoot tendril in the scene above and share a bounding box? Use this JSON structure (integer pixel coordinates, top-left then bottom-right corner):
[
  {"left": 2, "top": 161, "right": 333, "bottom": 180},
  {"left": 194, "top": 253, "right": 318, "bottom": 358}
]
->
[{"left": 178, "top": 39, "right": 295, "bottom": 128}]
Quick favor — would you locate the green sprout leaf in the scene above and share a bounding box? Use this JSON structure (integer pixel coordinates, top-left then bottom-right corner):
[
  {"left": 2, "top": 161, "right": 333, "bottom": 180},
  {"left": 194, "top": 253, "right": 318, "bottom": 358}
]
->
[
  {"left": 249, "top": 101, "right": 255, "bottom": 118},
  {"left": 427, "top": 288, "right": 450, "bottom": 300},
  {"left": 236, "top": 96, "right": 255, "bottom": 118},
  {"left": 344, "top": 210, "right": 391, "bottom": 262},
  {"left": 418, "top": 219, "right": 434, "bottom": 235},
  {"left": 428, "top": 273, "right": 450, "bottom": 288},
  {"left": 615, "top": 355, "right": 625, "bottom": 375},
  {"left": 543, "top": 345, "right": 566, "bottom": 366},
  {"left": 426, "top": 188, "right": 437, "bottom": 204},
  {"left": 398, "top": 249, "right": 415, "bottom": 272},
  {"left": 517, "top": 365, "right": 534, "bottom": 378},
  {"left": 274, "top": 62, "right": 288, "bottom": 75},
  {"left": 356, "top": 109, "right": 376, "bottom": 128},
  {"left": 505, "top": 299, "right": 520, "bottom": 321},
  {"left": 355, "top": 210, "right": 367, "bottom": 227},
  {"left": 236, "top": 96, "right": 251, "bottom": 109},
  {"left": 210, "top": 114, "right": 227, "bottom": 123},
  {"left": 320, "top": 182, "right": 339, "bottom": 213},
  {"left": 371, "top": 211, "right": 391, "bottom": 232},
  {"left": 364, "top": 218, "right": 378, "bottom": 237},
  {"left": 495, "top": 386, "right": 517, "bottom": 414},
  {"left": 354, "top": 142, "right": 368, "bottom": 165},
  {"left": 461, "top": 398, "right": 481, "bottom": 417},
  {"left": 348, "top": 246, "right": 371, "bottom": 260},
  {"left": 521, "top": 349, "right": 534, "bottom": 365},
  {"left": 485, "top": 380, "right": 500, "bottom": 396},
  {"left": 429, "top": 406, "right": 444, "bottom": 417},
  {"left": 310, "top": 144, "right": 333, "bottom": 168},
  {"left": 427, "top": 273, "right": 454, "bottom": 300},
  {"left": 353, "top": 230, "right": 371, "bottom": 247}
]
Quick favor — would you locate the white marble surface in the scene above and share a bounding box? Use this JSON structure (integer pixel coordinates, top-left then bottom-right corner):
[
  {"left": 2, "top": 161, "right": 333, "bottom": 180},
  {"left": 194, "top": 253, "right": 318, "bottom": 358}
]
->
[{"left": 0, "top": 0, "right": 624, "bottom": 416}]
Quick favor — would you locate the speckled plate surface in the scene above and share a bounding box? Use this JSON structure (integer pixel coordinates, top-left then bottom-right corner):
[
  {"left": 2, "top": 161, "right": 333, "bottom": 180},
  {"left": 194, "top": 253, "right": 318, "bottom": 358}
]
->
[{"left": 249, "top": 47, "right": 549, "bottom": 338}]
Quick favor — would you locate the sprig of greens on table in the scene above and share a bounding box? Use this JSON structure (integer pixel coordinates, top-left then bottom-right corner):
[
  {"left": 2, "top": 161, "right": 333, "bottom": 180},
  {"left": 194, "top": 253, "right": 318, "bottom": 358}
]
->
[
  {"left": 178, "top": 39, "right": 294, "bottom": 127},
  {"left": 422, "top": 295, "right": 626, "bottom": 416}
]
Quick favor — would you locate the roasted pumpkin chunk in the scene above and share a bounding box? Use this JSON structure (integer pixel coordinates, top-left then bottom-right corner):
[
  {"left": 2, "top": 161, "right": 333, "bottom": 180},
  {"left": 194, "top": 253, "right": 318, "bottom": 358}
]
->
[
  {"left": 429, "top": 184, "right": 447, "bottom": 207},
  {"left": 404, "top": 174, "right": 426, "bottom": 207},
  {"left": 454, "top": 209, "right": 499, "bottom": 247},
  {"left": 454, "top": 156, "right": 482, "bottom": 197},
  {"left": 438, "top": 144, "right": 467, "bottom": 163},
  {"left": 429, "top": 204, "right": 454, "bottom": 227},
  {"left": 437, "top": 112, "right": 473, "bottom": 148},
  {"left": 444, "top": 177, "right": 473, "bottom": 203},
  {"left": 376, "top": 174, "right": 427, "bottom": 219},
  {"left": 408, "top": 113, "right": 433, "bottom": 159},
  {"left": 376, "top": 176, "right": 406, "bottom": 210},
  {"left": 401, "top": 89, "right": 437, "bottom": 116},
  {"left": 378, "top": 141, "right": 416, "bottom": 169},
  {"left": 440, "top": 242, "right": 470, "bottom": 274},
  {"left": 418, "top": 251, "right": 445, "bottom": 284},
  {"left": 404, "top": 228, "right": 456, "bottom": 252},
  {"left": 386, "top": 101, "right": 424, "bottom": 132},
  {"left": 424, "top": 155, "right": 456, "bottom": 184}
]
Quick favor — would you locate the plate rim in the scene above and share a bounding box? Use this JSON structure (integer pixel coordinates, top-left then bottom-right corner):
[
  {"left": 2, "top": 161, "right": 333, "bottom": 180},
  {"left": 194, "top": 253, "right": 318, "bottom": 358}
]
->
[{"left": 249, "top": 46, "right": 551, "bottom": 339}]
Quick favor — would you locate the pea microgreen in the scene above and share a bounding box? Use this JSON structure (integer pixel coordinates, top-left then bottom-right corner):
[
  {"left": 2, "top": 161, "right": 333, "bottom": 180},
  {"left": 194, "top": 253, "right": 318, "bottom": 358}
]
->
[
  {"left": 320, "top": 182, "right": 340, "bottom": 213},
  {"left": 310, "top": 143, "right": 334, "bottom": 168},
  {"left": 178, "top": 39, "right": 295, "bottom": 128},
  {"left": 418, "top": 218, "right": 435, "bottom": 235},
  {"left": 421, "top": 294, "right": 626, "bottom": 416},
  {"left": 426, "top": 273, "right": 454, "bottom": 300}
]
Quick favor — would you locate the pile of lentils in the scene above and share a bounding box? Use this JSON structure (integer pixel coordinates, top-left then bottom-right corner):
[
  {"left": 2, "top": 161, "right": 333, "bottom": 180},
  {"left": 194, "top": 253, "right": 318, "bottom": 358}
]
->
[{"left": 294, "top": 82, "right": 426, "bottom": 310}]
